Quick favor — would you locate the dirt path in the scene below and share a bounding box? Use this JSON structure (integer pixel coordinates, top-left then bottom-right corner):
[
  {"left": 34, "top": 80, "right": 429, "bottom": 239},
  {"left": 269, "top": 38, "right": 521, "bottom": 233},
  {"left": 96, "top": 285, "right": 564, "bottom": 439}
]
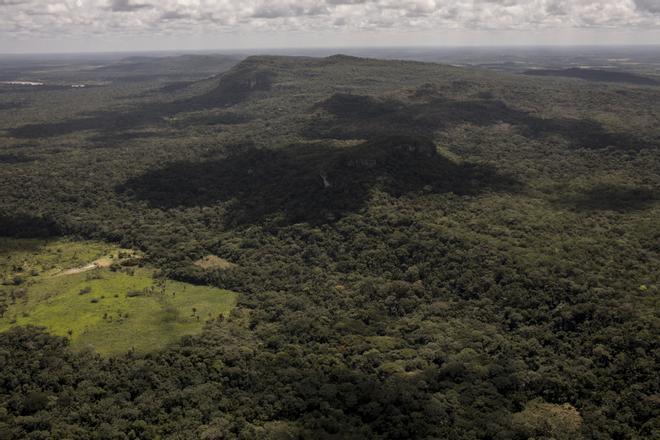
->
[{"left": 58, "top": 257, "right": 113, "bottom": 276}]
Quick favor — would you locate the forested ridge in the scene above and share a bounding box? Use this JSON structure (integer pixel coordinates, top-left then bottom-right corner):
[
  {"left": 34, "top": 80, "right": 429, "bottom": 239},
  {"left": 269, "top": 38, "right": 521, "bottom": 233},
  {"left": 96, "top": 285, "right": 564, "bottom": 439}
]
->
[{"left": 0, "top": 54, "right": 658, "bottom": 439}]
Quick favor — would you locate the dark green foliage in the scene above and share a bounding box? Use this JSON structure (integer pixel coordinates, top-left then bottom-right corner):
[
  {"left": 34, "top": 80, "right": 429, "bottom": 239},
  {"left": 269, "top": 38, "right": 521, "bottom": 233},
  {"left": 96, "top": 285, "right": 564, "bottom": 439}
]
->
[
  {"left": 5, "top": 58, "right": 248, "bottom": 140},
  {"left": 308, "top": 91, "right": 653, "bottom": 150},
  {"left": 561, "top": 183, "right": 658, "bottom": 212},
  {"left": 0, "top": 214, "right": 61, "bottom": 238},
  {"left": 155, "top": 81, "right": 194, "bottom": 93},
  {"left": 525, "top": 68, "right": 660, "bottom": 86},
  {"left": 186, "top": 60, "right": 275, "bottom": 108},
  {"left": 119, "top": 135, "right": 517, "bottom": 225},
  {"left": 0, "top": 53, "right": 659, "bottom": 439},
  {"left": 173, "top": 111, "right": 251, "bottom": 128},
  {"left": 0, "top": 153, "right": 33, "bottom": 164},
  {"left": 7, "top": 108, "right": 164, "bottom": 139},
  {"left": 0, "top": 101, "right": 26, "bottom": 111},
  {"left": 12, "top": 277, "right": 24, "bottom": 286},
  {"left": 19, "top": 391, "right": 49, "bottom": 415}
]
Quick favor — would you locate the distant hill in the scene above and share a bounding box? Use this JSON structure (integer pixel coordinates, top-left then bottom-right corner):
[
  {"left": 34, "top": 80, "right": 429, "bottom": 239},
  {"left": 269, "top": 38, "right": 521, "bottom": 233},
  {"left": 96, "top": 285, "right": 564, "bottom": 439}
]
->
[
  {"left": 8, "top": 54, "right": 656, "bottom": 153},
  {"left": 524, "top": 67, "right": 659, "bottom": 86},
  {"left": 92, "top": 54, "right": 242, "bottom": 80}
]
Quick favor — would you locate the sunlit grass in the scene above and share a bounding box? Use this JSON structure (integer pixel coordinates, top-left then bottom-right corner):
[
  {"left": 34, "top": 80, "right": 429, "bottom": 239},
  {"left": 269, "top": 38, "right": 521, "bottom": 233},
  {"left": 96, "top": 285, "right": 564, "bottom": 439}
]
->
[{"left": 0, "top": 239, "right": 237, "bottom": 356}]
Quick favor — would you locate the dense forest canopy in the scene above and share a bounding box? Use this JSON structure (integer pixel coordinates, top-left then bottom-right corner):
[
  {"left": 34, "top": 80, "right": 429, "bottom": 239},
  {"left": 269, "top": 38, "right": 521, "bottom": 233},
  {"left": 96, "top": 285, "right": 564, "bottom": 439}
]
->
[{"left": 0, "top": 52, "right": 658, "bottom": 439}]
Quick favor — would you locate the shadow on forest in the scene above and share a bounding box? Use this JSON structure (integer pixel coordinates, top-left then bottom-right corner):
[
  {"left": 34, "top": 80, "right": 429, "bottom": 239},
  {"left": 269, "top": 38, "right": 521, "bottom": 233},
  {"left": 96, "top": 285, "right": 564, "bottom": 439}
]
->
[
  {"left": 6, "top": 64, "right": 653, "bottom": 154},
  {"left": 5, "top": 64, "right": 273, "bottom": 140},
  {"left": 524, "top": 68, "right": 660, "bottom": 86},
  {"left": 0, "top": 101, "right": 26, "bottom": 111},
  {"left": 88, "top": 130, "right": 169, "bottom": 144},
  {"left": 0, "top": 153, "right": 34, "bottom": 164},
  {"left": 118, "top": 135, "right": 520, "bottom": 226},
  {"left": 560, "top": 184, "right": 658, "bottom": 212},
  {"left": 0, "top": 213, "right": 61, "bottom": 238},
  {"left": 305, "top": 92, "right": 653, "bottom": 150},
  {"left": 133, "top": 81, "right": 195, "bottom": 97}
]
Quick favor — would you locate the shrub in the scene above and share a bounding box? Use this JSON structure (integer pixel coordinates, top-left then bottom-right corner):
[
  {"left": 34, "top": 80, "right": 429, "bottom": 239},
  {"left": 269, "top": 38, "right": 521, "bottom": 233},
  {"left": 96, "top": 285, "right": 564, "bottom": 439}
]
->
[{"left": 21, "top": 391, "right": 49, "bottom": 415}]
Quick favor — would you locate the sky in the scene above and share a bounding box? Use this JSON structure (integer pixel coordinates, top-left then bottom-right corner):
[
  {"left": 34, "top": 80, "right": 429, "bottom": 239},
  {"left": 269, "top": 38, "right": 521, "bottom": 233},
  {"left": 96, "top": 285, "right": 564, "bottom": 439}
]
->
[{"left": 1, "top": 0, "right": 659, "bottom": 53}]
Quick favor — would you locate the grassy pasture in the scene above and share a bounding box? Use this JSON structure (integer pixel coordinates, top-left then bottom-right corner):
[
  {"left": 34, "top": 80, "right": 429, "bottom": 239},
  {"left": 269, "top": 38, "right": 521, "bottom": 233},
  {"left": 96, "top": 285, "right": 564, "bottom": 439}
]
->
[{"left": 0, "top": 238, "right": 237, "bottom": 355}]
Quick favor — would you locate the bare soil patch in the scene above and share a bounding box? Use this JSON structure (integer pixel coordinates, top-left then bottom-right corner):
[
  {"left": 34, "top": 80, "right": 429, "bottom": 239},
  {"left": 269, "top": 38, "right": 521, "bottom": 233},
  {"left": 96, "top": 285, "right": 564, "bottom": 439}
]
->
[{"left": 194, "top": 255, "right": 236, "bottom": 270}]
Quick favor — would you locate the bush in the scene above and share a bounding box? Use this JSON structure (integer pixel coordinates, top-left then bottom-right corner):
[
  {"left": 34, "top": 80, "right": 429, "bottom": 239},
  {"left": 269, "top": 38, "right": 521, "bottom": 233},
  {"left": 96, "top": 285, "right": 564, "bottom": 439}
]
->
[{"left": 21, "top": 391, "right": 49, "bottom": 415}]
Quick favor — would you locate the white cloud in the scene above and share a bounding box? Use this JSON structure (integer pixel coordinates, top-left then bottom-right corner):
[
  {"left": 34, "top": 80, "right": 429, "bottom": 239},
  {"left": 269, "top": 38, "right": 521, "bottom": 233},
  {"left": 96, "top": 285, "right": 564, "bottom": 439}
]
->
[{"left": 0, "top": 0, "right": 658, "bottom": 49}]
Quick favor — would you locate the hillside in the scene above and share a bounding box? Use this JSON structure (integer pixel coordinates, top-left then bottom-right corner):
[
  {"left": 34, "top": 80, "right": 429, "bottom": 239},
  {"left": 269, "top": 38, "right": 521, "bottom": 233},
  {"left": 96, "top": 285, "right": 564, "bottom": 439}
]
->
[{"left": 0, "top": 54, "right": 659, "bottom": 439}]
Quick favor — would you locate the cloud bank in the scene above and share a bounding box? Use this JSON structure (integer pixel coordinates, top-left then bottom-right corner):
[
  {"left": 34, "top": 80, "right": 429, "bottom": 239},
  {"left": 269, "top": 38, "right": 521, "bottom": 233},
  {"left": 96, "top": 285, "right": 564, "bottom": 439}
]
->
[{"left": 1, "top": 1, "right": 659, "bottom": 51}]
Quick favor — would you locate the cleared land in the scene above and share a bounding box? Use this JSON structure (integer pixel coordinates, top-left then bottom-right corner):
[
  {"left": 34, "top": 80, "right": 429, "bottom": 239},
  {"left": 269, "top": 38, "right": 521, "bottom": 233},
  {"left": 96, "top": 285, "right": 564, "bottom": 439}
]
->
[
  {"left": 0, "top": 238, "right": 237, "bottom": 355},
  {"left": 194, "top": 254, "right": 236, "bottom": 270}
]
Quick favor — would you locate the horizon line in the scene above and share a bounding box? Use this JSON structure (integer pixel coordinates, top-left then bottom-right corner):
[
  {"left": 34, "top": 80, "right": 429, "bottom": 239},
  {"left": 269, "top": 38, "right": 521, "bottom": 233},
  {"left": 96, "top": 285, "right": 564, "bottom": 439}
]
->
[{"left": 2, "top": 43, "right": 660, "bottom": 57}]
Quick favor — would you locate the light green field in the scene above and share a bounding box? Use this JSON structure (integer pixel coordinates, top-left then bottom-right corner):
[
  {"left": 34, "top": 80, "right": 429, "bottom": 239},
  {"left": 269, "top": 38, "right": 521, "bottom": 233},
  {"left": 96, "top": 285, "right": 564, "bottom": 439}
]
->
[{"left": 0, "top": 238, "right": 237, "bottom": 356}]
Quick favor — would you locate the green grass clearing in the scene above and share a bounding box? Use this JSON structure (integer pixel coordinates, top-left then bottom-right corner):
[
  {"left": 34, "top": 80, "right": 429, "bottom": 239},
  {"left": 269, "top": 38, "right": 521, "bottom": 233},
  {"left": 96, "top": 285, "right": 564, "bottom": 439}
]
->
[{"left": 0, "top": 238, "right": 237, "bottom": 356}]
